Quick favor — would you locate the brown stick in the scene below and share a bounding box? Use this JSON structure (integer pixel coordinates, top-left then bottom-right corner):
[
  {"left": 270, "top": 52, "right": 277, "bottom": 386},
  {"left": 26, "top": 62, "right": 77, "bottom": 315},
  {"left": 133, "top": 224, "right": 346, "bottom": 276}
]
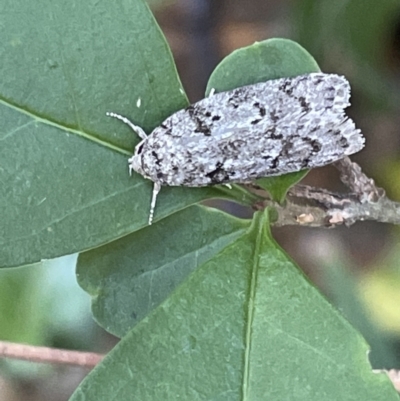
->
[
  {"left": 0, "top": 341, "right": 104, "bottom": 369},
  {"left": 251, "top": 157, "right": 400, "bottom": 227}
]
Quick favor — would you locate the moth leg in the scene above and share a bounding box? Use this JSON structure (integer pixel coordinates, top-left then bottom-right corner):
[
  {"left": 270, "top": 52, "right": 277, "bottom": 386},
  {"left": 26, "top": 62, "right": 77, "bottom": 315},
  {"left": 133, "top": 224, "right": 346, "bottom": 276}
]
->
[
  {"left": 149, "top": 182, "right": 161, "bottom": 225},
  {"left": 209, "top": 88, "right": 216, "bottom": 97},
  {"left": 224, "top": 184, "right": 232, "bottom": 189},
  {"left": 106, "top": 112, "right": 147, "bottom": 140}
]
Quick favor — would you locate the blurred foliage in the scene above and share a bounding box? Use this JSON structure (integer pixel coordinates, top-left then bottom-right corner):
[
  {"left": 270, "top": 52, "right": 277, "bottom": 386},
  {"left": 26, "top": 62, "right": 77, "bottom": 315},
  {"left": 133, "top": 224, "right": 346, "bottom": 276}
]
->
[
  {"left": 0, "top": 255, "right": 95, "bottom": 377},
  {"left": 292, "top": 0, "right": 400, "bottom": 110},
  {"left": 376, "top": 159, "right": 400, "bottom": 200},
  {"left": 0, "top": 264, "right": 48, "bottom": 345},
  {"left": 292, "top": 0, "right": 400, "bottom": 371},
  {"left": 322, "top": 259, "right": 400, "bottom": 369},
  {"left": 358, "top": 242, "right": 400, "bottom": 336}
]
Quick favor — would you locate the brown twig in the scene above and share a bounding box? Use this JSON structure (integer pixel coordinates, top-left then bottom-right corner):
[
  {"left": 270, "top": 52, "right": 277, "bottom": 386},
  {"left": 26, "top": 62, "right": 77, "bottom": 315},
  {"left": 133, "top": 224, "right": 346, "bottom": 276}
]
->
[
  {"left": 252, "top": 157, "right": 400, "bottom": 227},
  {"left": 0, "top": 341, "right": 104, "bottom": 369},
  {"left": 333, "top": 157, "right": 385, "bottom": 201}
]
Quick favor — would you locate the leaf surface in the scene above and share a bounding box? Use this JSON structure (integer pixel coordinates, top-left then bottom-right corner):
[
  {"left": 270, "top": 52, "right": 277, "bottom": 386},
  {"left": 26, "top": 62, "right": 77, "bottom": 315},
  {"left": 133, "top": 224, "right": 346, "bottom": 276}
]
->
[
  {"left": 71, "top": 210, "right": 398, "bottom": 401},
  {"left": 77, "top": 205, "right": 250, "bottom": 337},
  {"left": 0, "top": 0, "right": 219, "bottom": 267}
]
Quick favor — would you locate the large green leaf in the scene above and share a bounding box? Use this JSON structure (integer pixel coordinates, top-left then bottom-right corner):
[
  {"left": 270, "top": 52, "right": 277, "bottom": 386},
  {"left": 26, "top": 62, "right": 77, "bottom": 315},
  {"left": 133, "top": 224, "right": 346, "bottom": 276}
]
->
[
  {"left": 77, "top": 205, "right": 250, "bottom": 337},
  {"left": 0, "top": 0, "right": 228, "bottom": 267},
  {"left": 70, "top": 210, "right": 398, "bottom": 401},
  {"left": 0, "top": 4, "right": 328, "bottom": 270}
]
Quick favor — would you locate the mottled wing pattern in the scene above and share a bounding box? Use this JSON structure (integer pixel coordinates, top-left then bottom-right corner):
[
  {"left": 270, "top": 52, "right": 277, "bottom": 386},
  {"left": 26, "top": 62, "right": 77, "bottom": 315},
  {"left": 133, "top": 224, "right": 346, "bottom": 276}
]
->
[{"left": 140, "top": 73, "right": 364, "bottom": 186}]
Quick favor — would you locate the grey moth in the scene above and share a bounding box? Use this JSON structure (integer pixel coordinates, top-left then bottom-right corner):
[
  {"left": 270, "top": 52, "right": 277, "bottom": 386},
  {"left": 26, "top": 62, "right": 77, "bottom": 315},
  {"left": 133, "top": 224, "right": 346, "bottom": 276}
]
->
[{"left": 107, "top": 72, "right": 364, "bottom": 225}]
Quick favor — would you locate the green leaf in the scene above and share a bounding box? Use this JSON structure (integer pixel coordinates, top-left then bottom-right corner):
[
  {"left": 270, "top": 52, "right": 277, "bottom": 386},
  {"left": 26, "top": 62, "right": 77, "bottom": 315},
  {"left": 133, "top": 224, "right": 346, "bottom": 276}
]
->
[
  {"left": 77, "top": 205, "right": 250, "bottom": 337},
  {"left": 0, "top": 0, "right": 224, "bottom": 267},
  {"left": 206, "top": 38, "right": 320, "bottom": 94},
  {"left": 256, "top": 172, "right": 305, "bottom": 203},
  {"left": 206, "top": 38, "right": 318, "bottom": 202},
  {"left": 70, "top": 210, "right": 398, "bottom": 401}
]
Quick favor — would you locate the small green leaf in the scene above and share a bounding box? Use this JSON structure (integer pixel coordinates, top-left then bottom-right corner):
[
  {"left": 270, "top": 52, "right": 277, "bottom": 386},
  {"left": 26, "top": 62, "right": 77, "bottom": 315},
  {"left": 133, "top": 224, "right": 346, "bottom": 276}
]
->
[
  {"left": 256, "top": 171, "right": 306, "bottom": 203},
  {"left": 206, "top": 38, "right": 320, "bottom": 94},
  {"left": 77, "top": 205, "right": 250, "bottom": 337},
  {"left": 206, "top": 38, "right": 320, "bottom": 202},
  {"left": 70, "top": 210, "right": 398, "bottom": 401}
]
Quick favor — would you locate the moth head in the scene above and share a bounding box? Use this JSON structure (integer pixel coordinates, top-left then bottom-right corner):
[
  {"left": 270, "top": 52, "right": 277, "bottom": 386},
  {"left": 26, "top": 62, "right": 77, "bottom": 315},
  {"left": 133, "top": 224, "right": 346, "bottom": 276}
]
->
[{"left": 128, "top": 140, "right": 146, "bottom": 177}]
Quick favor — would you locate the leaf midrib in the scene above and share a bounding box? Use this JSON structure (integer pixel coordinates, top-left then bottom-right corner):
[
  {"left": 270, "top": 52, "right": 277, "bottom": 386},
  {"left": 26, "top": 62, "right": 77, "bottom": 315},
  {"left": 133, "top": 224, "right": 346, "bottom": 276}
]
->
[
  {"left": 242, "top": 216, "right": 263, "bottom": 399},
  {"left": 0, "top": 97, "right": 131, "bottom": 156}
]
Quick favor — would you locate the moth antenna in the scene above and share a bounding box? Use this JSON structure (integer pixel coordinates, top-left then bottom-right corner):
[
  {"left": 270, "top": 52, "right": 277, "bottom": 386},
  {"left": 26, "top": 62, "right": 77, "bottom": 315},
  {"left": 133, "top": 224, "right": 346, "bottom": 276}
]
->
[
  {"left": 106, "top": 112, "right": 147, "bottom": 140},
  {"left": 149, "top": 182, "right": 161, "bottom": 225}
]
